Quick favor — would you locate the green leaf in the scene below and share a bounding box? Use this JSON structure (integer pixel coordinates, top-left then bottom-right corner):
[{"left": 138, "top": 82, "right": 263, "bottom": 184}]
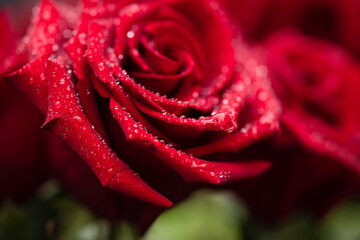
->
[
  {"left": 318, "top": 200, "right": 360, "bottom": 240},
  {"left": 143, "top": 189, "right": 246, "bottom": 240},
  {"left": 0, "top": 201, "right": 30, "bottom": 240},
  {"left": 112, "top": 221, "right": 139, "bottom": 240},
  {"left": 244, "top": 215, "right": 319, "bottom": 240}
]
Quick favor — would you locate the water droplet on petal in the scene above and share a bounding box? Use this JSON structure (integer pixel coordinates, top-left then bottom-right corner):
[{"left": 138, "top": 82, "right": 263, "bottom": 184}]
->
[
  {"left": 73, "top": 115, "right": 84, "bottom": 124},
  {"left": 98, "top": 62, "right": 105, "bottom": 71},
  {"left": 52, "top": 44, "right": 59, "bottom": 52},
  {"left": 127, "top": 30, "right": 135, "bottom": 39},
  {"left": 54, "top": 101, "right": 61, "bottom": 109},
  {"left": 78, "top": 33, "right": 87, "bottom": 45}
]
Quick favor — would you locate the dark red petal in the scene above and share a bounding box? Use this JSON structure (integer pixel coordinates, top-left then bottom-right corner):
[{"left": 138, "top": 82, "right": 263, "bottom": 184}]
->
[
  {"left": 5, "top": 56, "right": 49, "bottom": 114},
  {"left": 186, "top": 56, "right": 281, "bottom": 156},
  {"left": 110, "top": 98, "right": 271, "bottom": 184},
  {"left": 18, "top": 0, "right": 62, "bottom": 58},
  {"left": 0, "top": 79, "right": 47, "bottom": 203},
  {"left": 133, "top": 99, "right": 237, "bottom": 132},
  {"left": 65, "top": 19, "right": 89, "bottom": 80},
  {"left": 114, "top": 2, "right": 160, "bottom": 58},
  {"left": 4, "top": 0, "right": 68, "bottom": 113},
  {"left": 67, "top": 0, "right": 129, "bottom": 79},
  {"left": 76, "top": 73, "right": 109, "bottom": 141},
  {"left": 85, "top": 21, "right": 175, "bottom": 143},
  {"left": 172, "top": 0, "right": 235, "bottom": 97}
]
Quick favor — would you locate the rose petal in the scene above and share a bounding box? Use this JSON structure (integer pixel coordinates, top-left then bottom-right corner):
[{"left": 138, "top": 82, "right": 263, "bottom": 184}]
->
[
  {"left": 43, "top": 57, "right": 172, "bottom": 207},
  {"left": 110, "top": 98, "right": 271, "bottom": 184}
]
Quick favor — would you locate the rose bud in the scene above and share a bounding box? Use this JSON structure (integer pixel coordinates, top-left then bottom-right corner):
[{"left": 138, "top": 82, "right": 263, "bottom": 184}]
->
[
  {"left": 237, "top": 29, "right": 360, "bottom": 221},
  {"left": 0, "top": 11, "right": 47, "bottom": 205},
  {"left": 1, "top": 0, "right": 280, "bottom": 219}
]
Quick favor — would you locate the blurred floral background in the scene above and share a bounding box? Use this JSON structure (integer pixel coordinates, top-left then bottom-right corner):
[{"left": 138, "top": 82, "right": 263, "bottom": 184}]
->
[{"left": 1, "top": 0, "right": 360, "bottom": 239}]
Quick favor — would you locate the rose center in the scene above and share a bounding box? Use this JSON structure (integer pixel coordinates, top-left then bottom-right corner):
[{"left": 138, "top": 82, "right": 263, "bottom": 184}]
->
[{"left": 121, "top": 9, "right": 206, "bottom": 97}]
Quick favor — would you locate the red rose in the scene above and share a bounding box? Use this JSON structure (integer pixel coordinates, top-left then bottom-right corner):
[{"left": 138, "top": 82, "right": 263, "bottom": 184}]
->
[
  {"left": 2, "top": 0, "right": 280, "bottom": 217},
  {"left": 238, "top": 30, "right": 360, "bottom": 220},
  {"left": 0, "top": 11, "right": 47, "bottom": 205}
]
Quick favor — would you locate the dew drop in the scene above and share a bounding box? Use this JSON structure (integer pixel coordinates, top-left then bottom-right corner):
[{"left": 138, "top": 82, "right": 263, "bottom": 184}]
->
[
  {"left": 73, "top": 115, "right": 84, "bottom": 124},
  {"left": 153, "top": 139, "right": 160, "bottom": 148},
  {"left": 54, "top": 101, "right": 61, "bottom": 109},
  {"left": 52, "top": 44, "right": 59, "bottom": 52},
  {"left": 40, "top": 73, "right": 46, "bottom": 81},
  {"left": 98, "top": 62, "right": 105, "bottom": 71},
  {"left": 78, "top": 33, "right": 87, "bottom": 45},
  {"left": 127, "top": 30, "right": 135, "bottom": 39},
  {"left": 29, "top": 77, "right": 34, "bottom": 85}
]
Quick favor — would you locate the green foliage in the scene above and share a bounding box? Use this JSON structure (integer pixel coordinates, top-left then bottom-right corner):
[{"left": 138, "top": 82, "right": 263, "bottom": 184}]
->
[
  {"left": 1, "top": 181, "right": 360, "bottom": 240},
  {"left": 317, "top": 201, "right": 360, "bottom": 240},
  {"left": 143, "top": 190, "right": 246, "bottom": 240}
]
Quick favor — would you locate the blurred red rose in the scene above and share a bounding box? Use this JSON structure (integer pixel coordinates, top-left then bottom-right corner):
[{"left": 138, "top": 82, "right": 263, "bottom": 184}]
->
[
  {"left": 220, "top": 0, "right": 360, "bottom": 57},
  {"left": 0, "top": 11, "right": 47, "bottom": 205},
  {"left": 237, "top": 30, "right": 360, "bottom": 221},
  {"left": 1, "top": 0, "right": 280, "bottom": 220},
  {"left": 217, "top": 0, "right": 270, "bottom": 36},
  {"left": 267, "top": 30, "right": 360, "bottom": 166},
  {"left": 0, "top": 11, "right": 11, "bottom": 61}
]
